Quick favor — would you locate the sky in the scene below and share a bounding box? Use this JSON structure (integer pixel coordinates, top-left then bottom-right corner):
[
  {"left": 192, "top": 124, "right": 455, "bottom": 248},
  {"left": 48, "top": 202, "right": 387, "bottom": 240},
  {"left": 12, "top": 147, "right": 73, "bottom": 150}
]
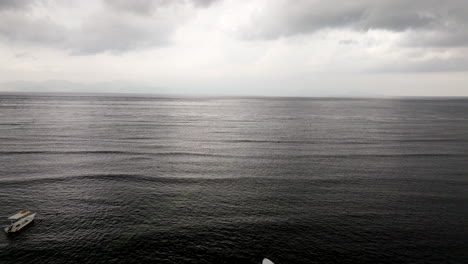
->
[{"left": 0, "top": 0, "right": 467, "bottom": 96}]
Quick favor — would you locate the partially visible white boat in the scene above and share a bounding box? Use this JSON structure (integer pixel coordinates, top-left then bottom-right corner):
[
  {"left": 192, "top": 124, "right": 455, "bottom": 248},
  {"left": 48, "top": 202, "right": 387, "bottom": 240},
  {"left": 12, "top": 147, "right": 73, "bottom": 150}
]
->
[
  {"left": 4, "top": 210, "right": 36, "bottom": 233},
  {"left": 263, "top": 258, "right": 274, "bottom": 264}
]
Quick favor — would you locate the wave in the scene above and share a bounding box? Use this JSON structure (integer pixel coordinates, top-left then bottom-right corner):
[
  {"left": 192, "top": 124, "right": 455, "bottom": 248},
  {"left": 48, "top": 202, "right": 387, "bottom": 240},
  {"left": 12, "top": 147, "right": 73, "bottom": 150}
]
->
[
  {"left": 0, "top": 150, "right": 237, "bottom": 158},
  {"left": 218, "top": 139, "right": 377, "bottom": 145},
  {"left": 202, "top": 138, "right": 467, "bottom": 144},
  {"left": 0, "top": 173, "right": 254, "bottom": 186},
  {"left": 0, "top": 150, "right": 465, "bottom": 160},
  {"left": 1, "top": 169, "right": 467, "bottom": 187}
]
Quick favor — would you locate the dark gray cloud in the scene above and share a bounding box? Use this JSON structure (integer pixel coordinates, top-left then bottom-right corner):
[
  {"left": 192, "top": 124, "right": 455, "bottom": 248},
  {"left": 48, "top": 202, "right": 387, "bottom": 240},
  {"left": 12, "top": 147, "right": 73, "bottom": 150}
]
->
[
  {"left": 0, "top": 7, "right": 163, "bottom": 54},
  {"left": 1, "top": 0, "right": 467, "bottom": 57},
  {"left": 0, "top": 11, "right": 66, "bottom": 44},
  {"left": 103, "top": 0, "right": 171, "bottom": 15},
  {"left": 243, "top": 2, "right": 366, "bottom": 39},
  {"left": 0, "top": 0, "right": 30, "bottom": 9},
  {"left": 103, "top": 0, "right": 219, "bottom": 15},
  {"left": 245, "top": 0, "right": 468, "bottom": 47},
  {"left": 191, "top": 0, "right": 219, "bottom": 7},
  {"left": 402, "top": 29, "right": 468, "bottom": 48},
  {"left": 0, "top": 0, "right": 221, "bottom": 54}
]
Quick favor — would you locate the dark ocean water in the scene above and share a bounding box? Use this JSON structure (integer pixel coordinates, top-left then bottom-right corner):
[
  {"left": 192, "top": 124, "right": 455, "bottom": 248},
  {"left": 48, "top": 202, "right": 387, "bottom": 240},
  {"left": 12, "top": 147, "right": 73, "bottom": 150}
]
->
[{"left": 0, "top": 94, "right": 467, "bottom": 264}]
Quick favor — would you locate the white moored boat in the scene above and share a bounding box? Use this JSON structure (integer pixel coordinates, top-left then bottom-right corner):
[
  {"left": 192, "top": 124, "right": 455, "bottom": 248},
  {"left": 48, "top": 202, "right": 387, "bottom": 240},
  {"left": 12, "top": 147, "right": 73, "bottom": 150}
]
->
[{"left": 4, "top": 210, "right": 36, "bottom": 233}]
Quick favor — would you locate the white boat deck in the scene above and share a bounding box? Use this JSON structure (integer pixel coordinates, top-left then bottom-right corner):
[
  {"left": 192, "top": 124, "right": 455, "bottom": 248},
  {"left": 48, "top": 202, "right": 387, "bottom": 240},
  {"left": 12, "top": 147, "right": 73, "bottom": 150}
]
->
[{"left": 8, "top": 210, "right": 30, "bottom": 220}]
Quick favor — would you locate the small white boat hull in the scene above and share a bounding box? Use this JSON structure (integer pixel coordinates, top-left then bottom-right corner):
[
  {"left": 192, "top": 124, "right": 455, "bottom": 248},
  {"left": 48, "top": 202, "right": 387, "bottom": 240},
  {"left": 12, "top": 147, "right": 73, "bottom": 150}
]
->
[{"left": 4, "top": 213, "right": 36, "bottom": 233}]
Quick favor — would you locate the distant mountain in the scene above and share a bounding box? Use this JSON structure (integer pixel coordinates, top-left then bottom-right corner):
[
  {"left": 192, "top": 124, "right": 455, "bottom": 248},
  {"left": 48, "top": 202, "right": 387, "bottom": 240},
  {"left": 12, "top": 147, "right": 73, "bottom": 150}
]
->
[{"left": 0, "top": 80, "right": 164, "bottom": 94}]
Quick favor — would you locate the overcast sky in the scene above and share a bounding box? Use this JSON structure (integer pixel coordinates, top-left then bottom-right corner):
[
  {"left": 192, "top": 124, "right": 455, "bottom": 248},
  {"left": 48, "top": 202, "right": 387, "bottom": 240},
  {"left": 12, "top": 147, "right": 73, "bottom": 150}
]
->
[{"left": 0, "top": 0, "right": 467, "bottom": 96}]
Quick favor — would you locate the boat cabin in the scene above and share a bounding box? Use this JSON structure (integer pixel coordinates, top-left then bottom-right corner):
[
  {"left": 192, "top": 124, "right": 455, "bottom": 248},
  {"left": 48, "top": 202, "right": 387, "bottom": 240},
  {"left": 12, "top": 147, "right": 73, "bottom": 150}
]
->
[{"left": 5, "top": 210, "right": 36, "bottom": 233}]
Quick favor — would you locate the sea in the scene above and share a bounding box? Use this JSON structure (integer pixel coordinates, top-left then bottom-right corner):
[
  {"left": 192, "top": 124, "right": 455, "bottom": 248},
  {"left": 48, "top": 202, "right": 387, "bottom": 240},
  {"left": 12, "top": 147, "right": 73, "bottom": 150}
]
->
[{"left": 0, "top": 94, "right": 466, "bottom": 264}]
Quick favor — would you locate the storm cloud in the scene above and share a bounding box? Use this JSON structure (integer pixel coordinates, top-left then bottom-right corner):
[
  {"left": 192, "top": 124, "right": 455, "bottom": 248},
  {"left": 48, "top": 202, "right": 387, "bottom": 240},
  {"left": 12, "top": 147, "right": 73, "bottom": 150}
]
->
[
  {"left": 104, "top": 0, "right": 218, "bottom": 15},
  {"left": 0, "top": 0, "right": 30, "bottom": 10},
  {"left": 1, "top": 0, "right": 467, "bottom": 53},
  {"left": 0, "top": 0, "right": 466, "bottom": 96},
  {"left": 0, "top": 0, "right": 218, "bottom": 54},
  {"left": 243, "top": 0, "right": 468, "bottom": 47}
]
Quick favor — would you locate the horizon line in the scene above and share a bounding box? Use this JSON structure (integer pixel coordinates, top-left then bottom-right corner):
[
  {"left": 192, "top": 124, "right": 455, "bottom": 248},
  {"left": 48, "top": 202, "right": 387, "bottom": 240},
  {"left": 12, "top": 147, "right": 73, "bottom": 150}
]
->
[{"left": 1, "top": 91, "right": 467, "bottom": 100}]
